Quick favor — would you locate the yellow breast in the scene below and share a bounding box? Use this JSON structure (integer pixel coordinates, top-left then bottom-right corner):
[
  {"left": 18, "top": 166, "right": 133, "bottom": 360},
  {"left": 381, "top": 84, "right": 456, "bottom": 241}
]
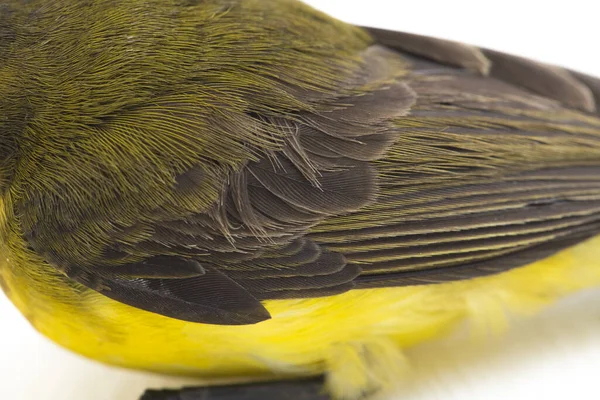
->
[{"left": 2, "top": 233, "right": 600, "bottom": 397}]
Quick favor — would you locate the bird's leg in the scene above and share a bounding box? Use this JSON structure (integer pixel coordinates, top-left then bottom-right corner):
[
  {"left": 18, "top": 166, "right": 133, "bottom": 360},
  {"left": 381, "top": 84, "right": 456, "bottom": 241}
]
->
[{"left": 140, "top": 377, "right": 331, "bottom": 400}]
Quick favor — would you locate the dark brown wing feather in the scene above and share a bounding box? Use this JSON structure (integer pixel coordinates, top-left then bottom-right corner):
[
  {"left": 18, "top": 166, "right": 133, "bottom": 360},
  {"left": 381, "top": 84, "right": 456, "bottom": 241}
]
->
[
  {"left": 313, "top": 27, "right": 600, "bottom": 288},
  {"left": 29, "top": 26, "right": 600, "bottom": 325},
  {"left": 27, "top": 45, "right": 416, "bottom": 324},
  {"left": 363, "top": 27, "right": 491, "bottom": 74}
]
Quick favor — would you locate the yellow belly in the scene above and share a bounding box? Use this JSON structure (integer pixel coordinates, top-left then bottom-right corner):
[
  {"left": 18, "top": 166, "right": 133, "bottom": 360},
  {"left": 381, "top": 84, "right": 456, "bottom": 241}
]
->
[{"left": 2, "top": 234, "right": 600, "bottom": 397}]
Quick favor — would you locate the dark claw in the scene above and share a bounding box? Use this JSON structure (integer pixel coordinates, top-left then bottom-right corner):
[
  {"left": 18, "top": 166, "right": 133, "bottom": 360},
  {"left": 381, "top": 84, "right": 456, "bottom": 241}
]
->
[{"left": 140, "top": 377, "right": 330, "bottom": 400}]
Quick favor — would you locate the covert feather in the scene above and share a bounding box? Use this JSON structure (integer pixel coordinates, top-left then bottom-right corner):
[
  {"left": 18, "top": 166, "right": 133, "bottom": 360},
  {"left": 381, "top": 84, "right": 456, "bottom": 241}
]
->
[{"left": 1, "top": 1, "right": 600, "bottom": 399}]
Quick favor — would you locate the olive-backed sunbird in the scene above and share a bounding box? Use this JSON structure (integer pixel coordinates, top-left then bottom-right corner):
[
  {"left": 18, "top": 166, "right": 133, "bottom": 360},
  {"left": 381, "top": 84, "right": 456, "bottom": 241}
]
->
[{"left": 1, "top": 1, "right": 600, "bottom": 399}]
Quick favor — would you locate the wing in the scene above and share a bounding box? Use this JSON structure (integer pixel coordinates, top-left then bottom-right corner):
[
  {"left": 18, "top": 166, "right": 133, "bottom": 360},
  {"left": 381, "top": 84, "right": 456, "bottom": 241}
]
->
[
  {"left": 19, "top": 12, "right": 600, "bottom": 326},
  {"left": 16, "top": 3, "right": 414, "bottom": 325},
  {"left": 77, "top": 48, "right": 416, "bottom": 322},
  {"left": 314, "top": 28, "right": 600, "bottom": 287}
]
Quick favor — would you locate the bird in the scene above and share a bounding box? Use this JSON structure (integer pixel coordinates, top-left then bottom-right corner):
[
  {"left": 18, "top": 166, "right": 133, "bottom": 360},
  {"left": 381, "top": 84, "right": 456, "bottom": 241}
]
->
[{"left": 1, "top": 0, "right": 600, "bottom": 399}]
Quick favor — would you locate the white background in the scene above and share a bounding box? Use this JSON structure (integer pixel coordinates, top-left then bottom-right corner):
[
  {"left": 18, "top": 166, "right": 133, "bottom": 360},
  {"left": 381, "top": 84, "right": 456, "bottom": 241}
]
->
[{"left": 2, "top": 1, "right": 600, "bottom": 399}]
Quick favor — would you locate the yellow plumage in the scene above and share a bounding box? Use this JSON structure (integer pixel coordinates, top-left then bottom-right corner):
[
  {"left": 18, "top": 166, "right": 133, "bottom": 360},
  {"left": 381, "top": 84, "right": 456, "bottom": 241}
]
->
[
  {"left": 3, "top": 218, "right": 600, "bottom": 398},
  {"left": 3, "top": 2, "right": 600, "bottom": 399}
]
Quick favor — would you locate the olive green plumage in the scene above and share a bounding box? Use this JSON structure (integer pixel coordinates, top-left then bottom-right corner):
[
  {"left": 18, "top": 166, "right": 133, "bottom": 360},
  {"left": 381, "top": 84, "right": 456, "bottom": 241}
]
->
[{"left": 2, "top": 0, "right": 600, "bottom": 326}]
